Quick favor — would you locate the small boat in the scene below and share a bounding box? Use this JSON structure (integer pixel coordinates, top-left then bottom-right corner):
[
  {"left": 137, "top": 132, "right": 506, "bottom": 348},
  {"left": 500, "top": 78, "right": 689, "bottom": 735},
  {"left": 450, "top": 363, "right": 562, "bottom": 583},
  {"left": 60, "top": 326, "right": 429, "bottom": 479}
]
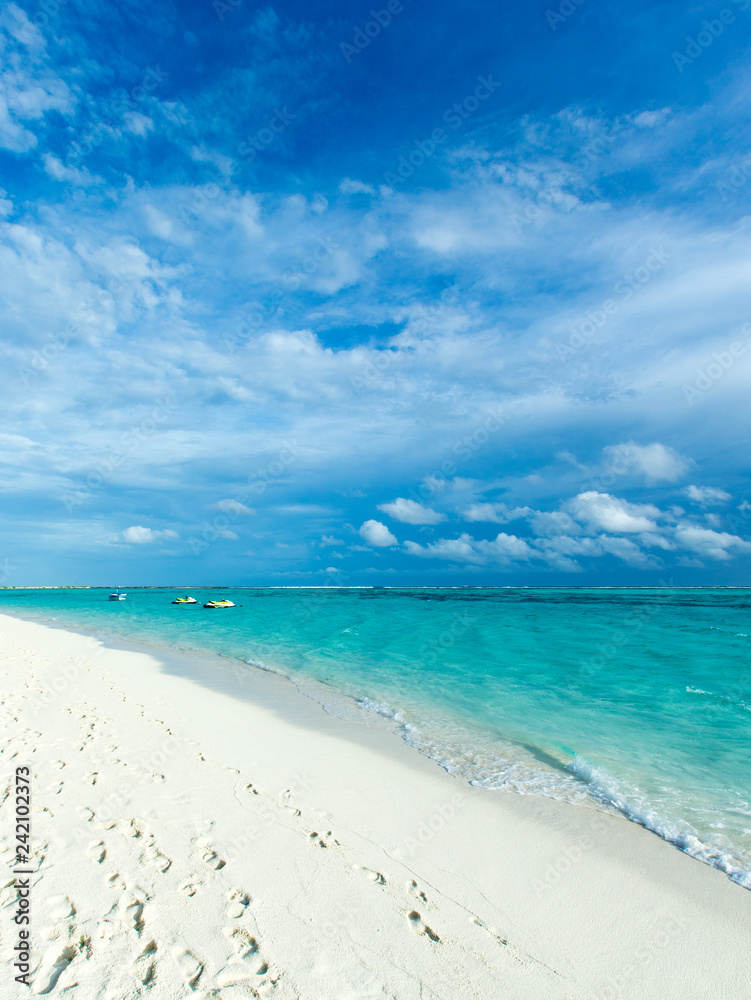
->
[
  {"left": 172, "top": 596, "right": 198, "bottom": 604},
  {"left": 203, "top": 599, "right": 235, "bottom": 609},
  {"left": 109, "top": 590, "right": 127, "bottom": 601}
]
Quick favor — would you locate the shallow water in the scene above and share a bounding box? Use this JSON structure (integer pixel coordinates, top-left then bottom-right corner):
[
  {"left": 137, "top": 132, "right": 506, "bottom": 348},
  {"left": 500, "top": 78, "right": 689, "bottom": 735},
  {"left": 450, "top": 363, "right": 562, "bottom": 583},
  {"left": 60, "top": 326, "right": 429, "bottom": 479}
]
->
[{"left": 3, "top": 586, "right": 750, "bottom": 887}]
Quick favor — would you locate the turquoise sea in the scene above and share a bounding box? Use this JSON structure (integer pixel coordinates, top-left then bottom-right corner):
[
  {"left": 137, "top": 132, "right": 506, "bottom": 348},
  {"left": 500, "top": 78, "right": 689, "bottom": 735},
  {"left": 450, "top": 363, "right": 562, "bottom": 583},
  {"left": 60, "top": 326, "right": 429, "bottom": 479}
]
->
[{"left": 2, "top": 587, "right": 749, "bottom": 888}]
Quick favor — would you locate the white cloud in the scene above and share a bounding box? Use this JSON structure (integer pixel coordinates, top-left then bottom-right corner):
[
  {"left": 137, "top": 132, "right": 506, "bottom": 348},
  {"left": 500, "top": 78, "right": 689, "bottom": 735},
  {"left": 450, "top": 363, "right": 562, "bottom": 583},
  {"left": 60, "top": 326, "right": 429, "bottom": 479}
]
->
[
  {"left": 42, "top": 154, "right": 102, "bottom": 186},
  {"left": 320, "top": 535, "right": 345, "bottom": 545},
  {"left": 0, "top": 7, "right": 74, "bottom": 153},
  {"left": 462, "top": 502, "right": 531, "bottom": 524},
  {"left": 209, "top": 499, "right": 256, "bottom": 515},
  {"left": 566, "top": 492, "right": 660, "bottom": 533},
  {"left": 596, "top": 534, "right": 661, "bottom": 568},
  {"left": 405, "top": 532, "right": 535, "bottom": 566},
  {"left": 476, "top": 533, "right": 535, "bottom": 562},
  {"left": 674, "top": 526, "right": 751, "bottom": 561},
  {"left": 121, "top": 525, "right": 179, "bottom": 545},
  {"left": 359, "top": 519, "right": 397, "bottom": 547},
  {"left": 405, "top": 534, "right": 484, "bottom": 564},
  {"left": 684, "top": 485, "right": 731, "bottom": 506},
  {"left": 378, "top": 497, "right": 446, "bottom": 525},
  {"left": 339, "top": 178, "right": 376, "bottom": 195},
  {"left": 602, "top": 442, "right": 690, "bottom": 482}
]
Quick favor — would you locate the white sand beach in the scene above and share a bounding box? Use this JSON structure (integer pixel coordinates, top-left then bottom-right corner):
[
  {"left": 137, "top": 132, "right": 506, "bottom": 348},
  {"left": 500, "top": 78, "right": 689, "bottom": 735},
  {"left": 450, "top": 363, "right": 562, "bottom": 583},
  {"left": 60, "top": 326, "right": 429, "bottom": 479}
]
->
[{"left": 1, "top": 611, "right": 749, "bottom": 999}]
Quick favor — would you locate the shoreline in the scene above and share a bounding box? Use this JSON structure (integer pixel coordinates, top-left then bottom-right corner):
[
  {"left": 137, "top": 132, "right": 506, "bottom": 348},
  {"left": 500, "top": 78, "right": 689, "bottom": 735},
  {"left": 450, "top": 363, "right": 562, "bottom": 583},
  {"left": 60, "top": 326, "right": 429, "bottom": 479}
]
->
[
  {"left": 3, "top": 602, "right": 750, "bottom": 892},
  {"left": 1, "top": 611, "right": 750, "bottom": 997}
]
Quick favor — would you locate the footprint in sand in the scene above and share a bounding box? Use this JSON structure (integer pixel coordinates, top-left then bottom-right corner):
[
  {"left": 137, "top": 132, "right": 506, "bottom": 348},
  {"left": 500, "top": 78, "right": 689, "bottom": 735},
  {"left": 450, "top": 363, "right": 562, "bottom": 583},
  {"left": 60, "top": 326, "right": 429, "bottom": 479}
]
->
[
  {"left": 144, "top": 841, "right": 172, "bottom": 872},
  {"left": 406, "top": 910, "right": 440, "bottom": 942},
  {"left": 88, "top": 841, "right": 106, "bottom": 864},
  {"left": 34, "top": 897, "right": 77, "bottom": 993},
  {"left": 352, "top": 864, "right": 386, "bottom": 885},
  {"left": 107, "top": 872, "right": 126, "bottom": 892},
  {"left": 470, "top": 915, "right": 508, "bottom": 946},
  {"left": 226, "top": 887, "right": 251, "bottom": 918},
  {"left": 406, "top": 880, "right": 427, "bottom": 902},
  {"left": 171, "top": 945, "right": 204, "bottom": 987},
  {"left": 198, "top": 840, "right": 226, "bottom": 870},
  {"left": 308, "top": 830, "right": 339, "bottom": 849},
  {"left": 131, "top": 939, "right": 157, "bottom": 985},
  {"left": 46, "top": 895, "right": 75, "bottom": 922},
  {"left": 34, "top": 944, "right": 76, "bottom": 994},
  {"left": 123, "top": 818, "right": 141, "bottom": 839},
  {"left": 217, "top": 928, "right": 279, "bottom": 990},
  {"left": 118, "top": 890, "right": 147, "bottom": 934}
]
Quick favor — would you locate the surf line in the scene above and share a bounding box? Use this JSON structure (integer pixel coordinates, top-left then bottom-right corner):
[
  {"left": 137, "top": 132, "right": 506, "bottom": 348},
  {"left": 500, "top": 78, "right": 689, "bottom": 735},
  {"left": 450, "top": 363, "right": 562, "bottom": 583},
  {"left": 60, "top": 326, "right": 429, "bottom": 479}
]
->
[{"left": 12, "top": 766, "right": 33, "bottom": 986}]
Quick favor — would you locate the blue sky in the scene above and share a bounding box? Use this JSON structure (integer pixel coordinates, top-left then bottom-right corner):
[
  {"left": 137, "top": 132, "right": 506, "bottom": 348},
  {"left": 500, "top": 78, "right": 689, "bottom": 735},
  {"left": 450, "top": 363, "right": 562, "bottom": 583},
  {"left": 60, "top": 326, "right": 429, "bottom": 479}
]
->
[{"left": 1, "top": 0, "right": 750, "bottom": 586}]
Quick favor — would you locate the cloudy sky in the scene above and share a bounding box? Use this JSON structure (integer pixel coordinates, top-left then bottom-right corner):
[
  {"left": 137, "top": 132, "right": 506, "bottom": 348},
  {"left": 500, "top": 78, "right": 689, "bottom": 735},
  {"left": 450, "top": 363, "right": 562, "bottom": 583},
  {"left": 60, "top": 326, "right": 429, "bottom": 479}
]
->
[{"left": 1, "top": 0, "right": 750, "bottom": 586}]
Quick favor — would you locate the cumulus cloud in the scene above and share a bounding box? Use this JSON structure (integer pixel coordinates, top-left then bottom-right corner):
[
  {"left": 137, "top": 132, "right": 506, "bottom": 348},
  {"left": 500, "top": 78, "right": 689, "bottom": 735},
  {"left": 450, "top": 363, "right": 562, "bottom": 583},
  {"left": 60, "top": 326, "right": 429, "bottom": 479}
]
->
[
  {"left": 404, "top": 534, "right": 485, "bottom": 564},
  {"left": 684, "top": 485, "right": 732, "bottom": 506},
  {"left": 359, "top": 520, "right": 398, "bottom": 547},
  {"left": 674, "top": 526, "right": 751, "bottom": 561},
  {"left": 377, "top": 497, "right": 446, "bottom": 525},
  {"left": 405, "top": 532, "right": 535, "bottom": 566},
  {"left": 602, "top": 442, "right": 690, "bottom": 482},
  {"left": 121, "top": 525, "right": 179, "bottom": 545},
  {"left": 462, "top": 502, "right": 532, "bottom": 524},
  {"left": 566, "top": 492, "right": 660, "bottom": 534}
]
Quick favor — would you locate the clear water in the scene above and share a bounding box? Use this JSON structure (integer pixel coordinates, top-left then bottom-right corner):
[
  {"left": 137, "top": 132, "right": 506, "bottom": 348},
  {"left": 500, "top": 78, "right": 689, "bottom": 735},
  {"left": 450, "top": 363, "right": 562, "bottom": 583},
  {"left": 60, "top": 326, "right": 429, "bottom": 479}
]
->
[{"left": 2, "top": 587, "right": 750, "bottom": 888}]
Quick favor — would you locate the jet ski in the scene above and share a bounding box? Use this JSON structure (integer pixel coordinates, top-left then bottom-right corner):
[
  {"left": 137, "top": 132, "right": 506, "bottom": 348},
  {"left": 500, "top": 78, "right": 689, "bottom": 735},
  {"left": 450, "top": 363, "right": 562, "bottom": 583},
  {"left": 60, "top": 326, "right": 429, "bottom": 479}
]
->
[
  {"left": 203, "top": 599, "right": 236, "bottom": 609},
  {"left": 172, "top": 596, "right": 198, "bottom": 604}
]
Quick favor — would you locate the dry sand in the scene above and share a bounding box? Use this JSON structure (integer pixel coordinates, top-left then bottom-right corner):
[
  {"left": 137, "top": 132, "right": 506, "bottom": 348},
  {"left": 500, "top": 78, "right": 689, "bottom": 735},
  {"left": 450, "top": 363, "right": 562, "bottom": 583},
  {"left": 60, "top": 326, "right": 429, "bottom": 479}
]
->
[{"left": 1, "top": 611, "right": 749, "bottom": 999}]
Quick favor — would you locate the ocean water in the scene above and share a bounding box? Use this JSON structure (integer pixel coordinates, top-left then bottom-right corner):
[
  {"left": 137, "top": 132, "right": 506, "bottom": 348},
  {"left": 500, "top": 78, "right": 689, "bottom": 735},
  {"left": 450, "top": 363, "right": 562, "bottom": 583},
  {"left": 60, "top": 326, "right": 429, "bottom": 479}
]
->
[{"left": 2, "top": 587, "right": 750, "bottom": 888}]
